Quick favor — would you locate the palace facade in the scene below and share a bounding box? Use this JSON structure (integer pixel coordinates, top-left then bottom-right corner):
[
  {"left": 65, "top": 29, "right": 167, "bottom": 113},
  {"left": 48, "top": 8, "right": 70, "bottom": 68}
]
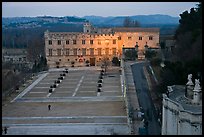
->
[{"left": 44, "top": 22, "right": 160, "bottom": 68}]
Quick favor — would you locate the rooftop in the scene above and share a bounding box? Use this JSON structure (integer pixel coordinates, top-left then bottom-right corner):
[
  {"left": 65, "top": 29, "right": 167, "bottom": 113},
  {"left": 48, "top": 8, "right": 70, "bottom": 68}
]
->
[
  {"left": 112, "top": 27, "right": 160, "bottom": 32},
  {"left": 168, "top": 85, "right": 202, "bottom": 113}
]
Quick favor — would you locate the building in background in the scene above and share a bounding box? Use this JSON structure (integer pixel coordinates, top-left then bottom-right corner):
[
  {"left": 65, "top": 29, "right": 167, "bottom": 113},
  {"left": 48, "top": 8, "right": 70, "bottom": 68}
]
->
[
  {"left": 44, "top": 22, "right": 160, "bottom": 68},
  {"left": 2, "top": 48, "right": 33, "bottom": 70}
]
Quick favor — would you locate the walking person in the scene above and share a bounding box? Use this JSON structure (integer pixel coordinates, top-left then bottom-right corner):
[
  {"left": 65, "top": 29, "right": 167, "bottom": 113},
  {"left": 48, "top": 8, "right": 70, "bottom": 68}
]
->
[
  {"left": 4, "top": 127, "right": 8, "bottom": 134},
  {"left": 48, "top": 104, "right": 51, "bottom": 111}
]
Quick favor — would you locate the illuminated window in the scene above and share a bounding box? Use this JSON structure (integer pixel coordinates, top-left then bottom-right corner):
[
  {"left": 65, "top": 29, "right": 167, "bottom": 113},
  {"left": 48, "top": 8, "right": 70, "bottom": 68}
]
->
[
  {"left": 112, "top": 48, "right": 116, "bottom": 56},
  {"left": 90, "top": 40, "right": 93, "bottom": 44},
  {"left": 98, "top": 40, "right": 101, "bottom": 45},
  {"left": 82, "top": 48, "right": 86, "bottom": 55},
  {"left": 98, "top": 48, "right": 102, "bottom": 56},
  {"left": 90, "top": 48, "right": 94, "bottom": 55},
  {"left": 82, "top": 40, "right": 85, "bottom": 44},
  {"left": 105, "top": 48, "right": 109, "bottom": 55},
  {"left": 113, "top": 39, "right": 116, "bottom": 44}
]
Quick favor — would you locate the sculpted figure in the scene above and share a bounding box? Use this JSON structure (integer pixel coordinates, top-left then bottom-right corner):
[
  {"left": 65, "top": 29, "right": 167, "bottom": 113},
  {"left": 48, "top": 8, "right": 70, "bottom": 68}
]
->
[
  {"left": 194, "top": 79, "right": 201, "bottom": 90},
  {"left": 186, "top": 74, "right": 193, "bottom": 86}
]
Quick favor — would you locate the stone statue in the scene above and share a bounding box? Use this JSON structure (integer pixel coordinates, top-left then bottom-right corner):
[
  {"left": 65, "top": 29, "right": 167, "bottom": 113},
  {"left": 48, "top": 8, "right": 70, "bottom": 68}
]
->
[
  {"left": 194, "top": 79, "right": 201, "bottom": 91},
  {"left": 186, "top": 74, "right": 194, "bottom": 86},
  {"left": 167, "top": 86, "right": 173, "bottom": 92}
]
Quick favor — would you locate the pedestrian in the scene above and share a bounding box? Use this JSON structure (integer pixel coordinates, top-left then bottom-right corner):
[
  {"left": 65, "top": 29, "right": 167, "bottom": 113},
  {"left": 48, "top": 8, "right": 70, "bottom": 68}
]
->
[
  {"left": 48, "top": 104, "right": 51, "bottom": 110},
  {"left": 4, "top": 127, "right": 8, "bottom": 134}
]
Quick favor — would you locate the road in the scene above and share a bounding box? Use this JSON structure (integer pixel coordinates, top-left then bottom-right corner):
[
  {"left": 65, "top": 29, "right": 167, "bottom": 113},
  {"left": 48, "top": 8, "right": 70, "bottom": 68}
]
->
[{"left": 131, "top": 61, "right": 161, "bottom": 135}]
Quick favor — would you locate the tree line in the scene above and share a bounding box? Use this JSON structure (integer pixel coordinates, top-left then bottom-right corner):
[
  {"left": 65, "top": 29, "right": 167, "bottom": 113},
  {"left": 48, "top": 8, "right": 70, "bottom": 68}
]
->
[{"left": 153, "top": 2, "right": 202, "bottom": 94}]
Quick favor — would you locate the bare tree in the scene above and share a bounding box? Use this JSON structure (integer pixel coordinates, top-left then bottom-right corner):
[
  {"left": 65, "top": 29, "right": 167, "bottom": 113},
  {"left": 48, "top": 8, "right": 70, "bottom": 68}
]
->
[
  {"left": 101, "top": 56, "right": 111, "bottom": 74},
  {"left": 123, "top": 17, "right": 140, "bottom": 27}
]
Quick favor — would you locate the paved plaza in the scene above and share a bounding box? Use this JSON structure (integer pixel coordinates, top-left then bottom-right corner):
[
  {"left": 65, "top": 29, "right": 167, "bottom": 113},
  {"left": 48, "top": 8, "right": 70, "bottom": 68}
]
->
[{"left": 2, "top": 66, "right": 129, "bottom": 135}]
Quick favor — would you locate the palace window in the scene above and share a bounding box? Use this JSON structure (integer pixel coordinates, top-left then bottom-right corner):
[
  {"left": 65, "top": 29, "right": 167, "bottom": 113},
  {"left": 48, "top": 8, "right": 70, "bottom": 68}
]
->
[
  {"left": 112, "top": 48, "right": 116, "bottom": 56},
  {"left": 73, "top": 48, "right": 77, "bottom": 55},
  {"left": 57, "top": 49, "right": 62, "bottom": 56},
  {"left": 98, "top": 40, "right": 101, "bottom": 45},
  {"left": 105, "top": 48, "right": 109, "bottom": 55},
  {"left": 65, "top": 49, "right": 69, "bottom": 56},
  {"left": 118, "top": 36, "right": 121, "bottom": 40},
  {"left": 82, "top": 40, "right": 86, "bottom": 45},
  {"left": 98, "top": 48, "right": 102, "bottom": 56},
  {"left": 66, "top": 40, "right": 69, "bottom": 45},
  {"left": 48, "top": 49, "right": 52, "bottom": 56},
  {"left": 128, "top": 37, "right": 132, "bottom": 40},
  {"left": 139, "top": 36, "right": 142, "bottom": 40},
  {"left": 90, "top": 48, "right": 94, "bottom": 55},
  {"left": 82, "top": 48, "right": 86, "bottom": 56},
  {"left": 73, "top": 40, "right": 77, "bottom": 45},
  {"left": 113, "top": 39, "right": 116, "bottom": 44},
  {"left": 149, "top": 36, "right": 153, "bottom": 40},
  {"left": 48, "top": 40, "right": 52, "bottom": 45},
  {"left": 58, "top": 40, "right": 61, "bottom": 45},
  {"left": 90, "top": 40, "right": 94, "bottom": 45}
]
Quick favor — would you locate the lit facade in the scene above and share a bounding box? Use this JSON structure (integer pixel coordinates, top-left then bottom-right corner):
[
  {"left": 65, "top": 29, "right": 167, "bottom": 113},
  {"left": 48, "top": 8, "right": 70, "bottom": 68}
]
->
[{"left": 44, "top": 23, "right": 160, "bottom": 68}]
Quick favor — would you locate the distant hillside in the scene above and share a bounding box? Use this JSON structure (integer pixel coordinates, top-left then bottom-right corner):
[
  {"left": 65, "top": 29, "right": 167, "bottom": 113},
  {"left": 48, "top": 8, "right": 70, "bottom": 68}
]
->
[
  {"left": 83, "top": 14, "right": 179, "bottom": 27},
  {"left": 2, "top": 16, "right": 86, "bottom": 29},
  {"left": 2, "top": 14, "right": 179, "bottom": 38}
]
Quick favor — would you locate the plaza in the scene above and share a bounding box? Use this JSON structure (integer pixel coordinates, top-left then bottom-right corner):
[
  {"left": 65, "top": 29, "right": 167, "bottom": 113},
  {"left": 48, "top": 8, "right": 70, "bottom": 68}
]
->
[{"left": 2, "top": 66, "right": 129, "bottom": 135}]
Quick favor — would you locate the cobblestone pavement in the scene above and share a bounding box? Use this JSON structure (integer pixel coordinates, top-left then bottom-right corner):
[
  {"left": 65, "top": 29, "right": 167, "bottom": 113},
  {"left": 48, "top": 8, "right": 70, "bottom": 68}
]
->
[{"left": 2, "top": 66, "right": 129, "bottom": 135}]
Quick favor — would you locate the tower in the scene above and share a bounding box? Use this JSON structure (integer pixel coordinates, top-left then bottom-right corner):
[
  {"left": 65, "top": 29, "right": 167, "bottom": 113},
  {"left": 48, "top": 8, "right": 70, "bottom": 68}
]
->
[{"left": 83, "top": 22, "right": 92, "bottom": 33}]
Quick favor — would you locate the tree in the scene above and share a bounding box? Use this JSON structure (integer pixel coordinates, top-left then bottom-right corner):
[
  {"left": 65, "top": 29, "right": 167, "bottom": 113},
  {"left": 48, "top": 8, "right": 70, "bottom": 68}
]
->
[
  {"left": 145, "top": 50, "right": 157, "bottom": 59},
  {"left": 112, "top": 57, "right": 120, "bottom": 66},
  {"left": 124, "top": 49, "right": 137, "bottom": 60},
  {"left": 173, "top": 2, "right": 202, "bottom": 68},
  {"left": 160, "top": 41, "right": 165, "bottom": 49},
  {"left": 101, "top": 56, "right": 111, "bottom": 74},
  {"left": 85, "top": 60, "right": 90, "bottom": 66},
  {"left": 123, "top": 17, "right": 140, "bottom": 27}
]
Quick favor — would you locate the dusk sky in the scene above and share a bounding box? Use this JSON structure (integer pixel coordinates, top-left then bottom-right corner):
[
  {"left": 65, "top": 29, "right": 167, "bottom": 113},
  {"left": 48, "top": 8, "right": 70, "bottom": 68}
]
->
[{"left": 2, "top": 2, "right": 199, "bottom": 18}]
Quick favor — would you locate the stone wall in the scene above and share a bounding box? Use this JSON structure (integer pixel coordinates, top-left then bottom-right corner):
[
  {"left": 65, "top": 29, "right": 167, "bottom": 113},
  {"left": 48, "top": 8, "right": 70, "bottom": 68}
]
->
[
  {"left": 162, "top": 94, "right": 202, "bottom": 135},
  {"left": 44, "top": 27, "right": 160, "bottom": 68}
]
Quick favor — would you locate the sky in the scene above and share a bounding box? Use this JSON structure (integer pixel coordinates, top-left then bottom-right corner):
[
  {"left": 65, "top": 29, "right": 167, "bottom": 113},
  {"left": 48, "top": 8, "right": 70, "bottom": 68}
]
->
[{"left": 2, "top": 2, "right": 199, "bottom": 18}]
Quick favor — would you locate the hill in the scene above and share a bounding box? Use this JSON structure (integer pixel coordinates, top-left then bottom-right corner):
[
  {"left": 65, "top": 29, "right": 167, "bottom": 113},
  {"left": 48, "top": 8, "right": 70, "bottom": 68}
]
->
[{"left": 83, "top": 14, "right": 179, "bottom": 27}]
